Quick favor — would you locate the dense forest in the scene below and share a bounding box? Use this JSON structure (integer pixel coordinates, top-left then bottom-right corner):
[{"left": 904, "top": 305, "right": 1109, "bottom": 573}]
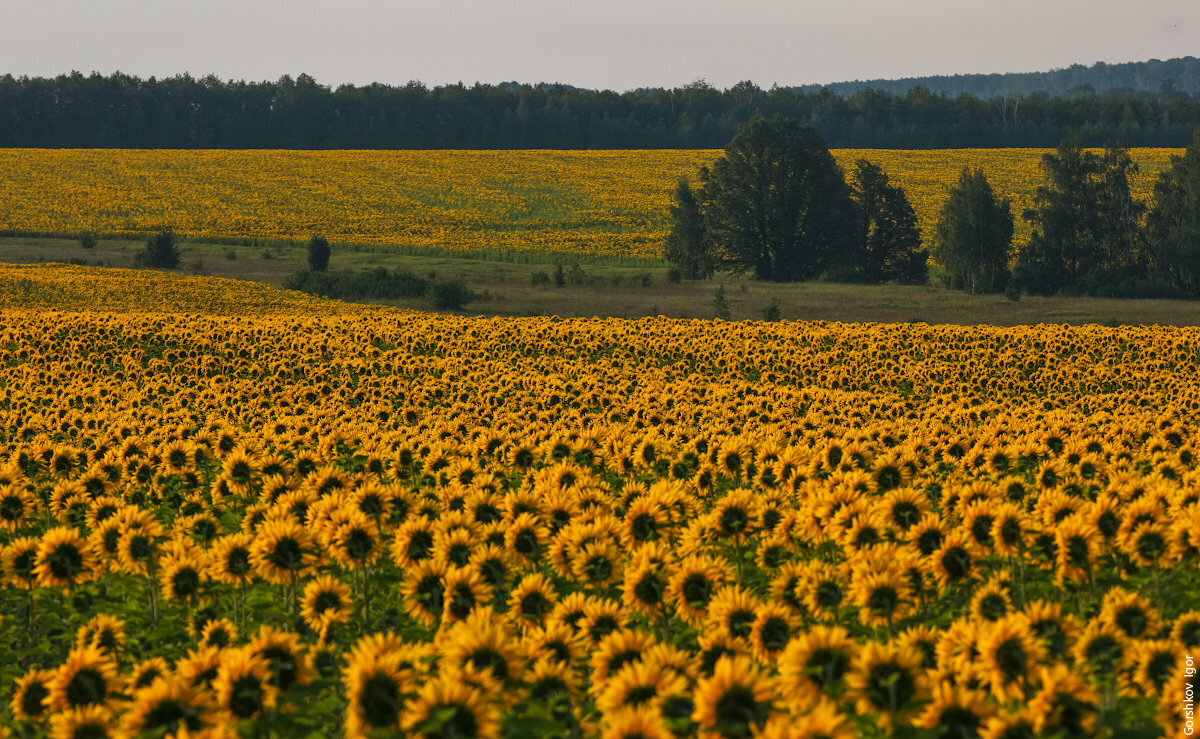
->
[
  {"left": 791, "top": 56, "right": 1200, "bottom": 98},
  {"left": 1, "top": 63, "right": 1199, "bottom": 149}
]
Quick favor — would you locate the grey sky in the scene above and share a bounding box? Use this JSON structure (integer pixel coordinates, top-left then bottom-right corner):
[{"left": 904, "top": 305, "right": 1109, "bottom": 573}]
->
[{"left": 3, "top": 0, "right": 1196, "bottom": 91}]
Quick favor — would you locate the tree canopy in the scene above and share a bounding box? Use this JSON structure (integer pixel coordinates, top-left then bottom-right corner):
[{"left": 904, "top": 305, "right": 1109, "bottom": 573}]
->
[
  {"left": 932, "top": 168, "right": 1014, "bottom": 294},
  {"left": 697, "top": 117, "right": 860, "bottom": 282}
]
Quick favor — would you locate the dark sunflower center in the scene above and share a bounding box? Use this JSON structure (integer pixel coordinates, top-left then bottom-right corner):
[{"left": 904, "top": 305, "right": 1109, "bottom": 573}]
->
[
  {"left": 759, "top": 617, "right": 791, "bottom": 653},
  {"left": 994, "top": 637, "right": 1028, "bottom": 683},
  {"left": 20, "top": 682, "right": 49, "bottom": 717},
  {"left": 228, "top": 674, "right": 265, "bottom": 718},
  {"left": 713, "top": 684, "right": 768, "bottom": 732},
  {"left": 407, "top": 530, "right": 433, "bottom": 561},
  {"left": 359, "top": 673, "right": 402, "bottom": 728},
  {"left": 805, "top": 647, "right": 849, "bottom": 688},
  {"left": 682, "top": 573, "right": 715, "bottom": 609},
  {"left": 344, "top": 528, "right": 375, "bottom": 561},
  {"left": 47, "top": 542, "right": 85, "bottom": 580},
  {"left": 940, "top": 546, "right": 971, "bottom": 581},
  {"left": 890, "top": 501, "right": 920, "bottom": 529},
  {"left": 864, "top": 662, "right": 917, "bottom": 713},
  {"left": 65, "top": 668, "right": 108, "bottom": 707},
  {"left": 314, "top": 590, "right": 343, "bottom": 614}
]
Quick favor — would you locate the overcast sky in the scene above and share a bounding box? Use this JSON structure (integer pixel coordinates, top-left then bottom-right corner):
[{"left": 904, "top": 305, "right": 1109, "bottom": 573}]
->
[{"left": 3, "top": 0, "right": 1196, "bottom": 91}]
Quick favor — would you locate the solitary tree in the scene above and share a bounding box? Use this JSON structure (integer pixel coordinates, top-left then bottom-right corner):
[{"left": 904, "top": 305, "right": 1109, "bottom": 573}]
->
[
  {"left": 307, "top": 235, "right": 330, "bottom": 272},
  {"left": 699, "top": 116, "right": 859, "bottom": 281},
  {"left": 851, "top": 159, "right": 928, "bottom": 284},
  {"left": 932, "top": 167, "right": 1014, "bottom": 293},
  {"left": 1145, "top": 126, "right": 1200, "bottom": 298},
  {"left": 139, "top": 228, "right": 180, "bottom": 269},
  {"left": 664, "top": 178, "right": 714, "bottom": 279}
]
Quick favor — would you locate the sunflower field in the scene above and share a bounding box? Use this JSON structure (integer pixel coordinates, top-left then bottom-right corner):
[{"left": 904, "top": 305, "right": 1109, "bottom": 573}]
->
[
  {"left": 3, "top": 263, "right": 1200, "bottom": 738},
  {"left": 0, "top": 148, "right": 1181, "bottom": 258}
]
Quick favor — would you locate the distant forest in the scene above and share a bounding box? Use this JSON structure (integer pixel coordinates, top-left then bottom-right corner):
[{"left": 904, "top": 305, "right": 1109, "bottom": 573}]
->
[
  {"left": 2, "top": 58, "right": 1199, "bottom": 149},
  {"left": 791, "top": 56, "right": 1200, "bottom": 99}
]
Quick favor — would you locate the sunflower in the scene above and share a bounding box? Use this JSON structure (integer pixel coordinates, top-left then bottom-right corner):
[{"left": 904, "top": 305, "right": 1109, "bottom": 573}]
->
[
  {"left": 207, "top": 532, "right": 255, "bottom": 585},
  {"left": 197, "top": 618, "right": 238, "bottom": 650},
  {"left": 3, "top": 536, "right": 42, "bottom": 589},
  {"left": 127, "top": 657, "right": 172, "bottom": 692},
  {"left": 433, "top": 525, "right": 477, "bottom": 569},
  {"left": 1071, "top": 619, "right": 1130, "bottom": 678},
  {"left": 47, "top": 646, "right": 119, "bottom": 712},
  {"left": 116, "top": 511, "right": 164, "bottom": 577},
  {"left": 705, "top": 586, "right": 762, "bottom": 642},
  {"left": 579, "top": 598, "right": 630, "bottom": 650},
  {"left": 439, "top": 609, "right": 523, "bottom": 685},
  {"left": 907, "top": 513, "right": 946, "bottom": 557},
  {"left": 777, "top": 625, "right": 856, "bottom": 711},
  {"left": 504, "top": 512, "right": 550, "bottom": 564},
  {"left": 443, "top": 566, "right": 489, "bottom": 623},
  {"left": 342, "top": 634, "right": 424, "bottom": 738},
  {"left": 176, "top": 645, "right": 224, "bottom": 690},
  {"left": 601, "top": 706, "right": 674, "bottom": 739},
  {"left": 911, "top": 681, "right": 994, "bottom": 738},
  {"left": 848, "top": 567, "right": 912, "bottom": 628},
  {"left": 756, "top": 699, "right": 854, "bottom": 739},
  {"left": 48, "top": 705, "right": 115, "bottom": 739},
  {"left": 692, "top": 655, "right": 775, "bottom": 739},
  {"left": 75, "top": 613, "right": 126, "bottom": 657},
  {"left": 1130, "top": 639, "right": 1179, "bottom": 697},
  {"left": 845, "top": 640, "right": 928, "bottom": 731},
  {"left": 11, "top": 667, "right": 55, "bottom": 722},
  {"left": 0, "top": 485, "right": 36, "bottom": 531},
  {"left": 392, "top": 518, "right": 437, "bottom": 567},
  {"left": 88, "top": 518, "right": 125, "bottom": 573},
  {"left": 976, "top": 615, "right": 1044, "bottom": 701},
  {"left": 509, "top": 572, "right": 558, "bottom": 628},
  {"left": 749, "top": 602, "right": 799, "bottom": 663},
  {"left": 248, "top": 625, "right": 314, "bottom": 693},
  {"left": 1120, "top": 520, "right": 1172, "bottom": 569},
  {"left": 1098, "top": 587, "right": 1162, "bottom": 640},
  {"left": 403, "top": 560, "right": 449, "bottom": 627},
  {"left": 120, "top": 676, "right": 212, "bottom": 738},
  {"left": 1172, "top": 611, "right": 1200, "bottom": 649},
  {"left": 300, "top": 574, "right": 354, "bottom": 634},
  {"left": 522, "top": 622, "right": 586, "bottom": 667},
  {"left": 330, "top": 510, "right": 382, "bottom": 570},
  {"left": 571, "top": 540, "right": 623, "bottom": 589},
  {"left": 667, "top": 555, "right": 730, "bottom": 626},
  {"left": 1027, "top": 664, "right": 1097, "bottom": 738},
  {"left": 969, "top": 578, "right": 1013, "bottom": 623},
  {"left": 591, "top": 629, "right": 660, "bottom": 691},
  {"left": 248, "top": 518, "right": 316, "bottom": 584},
  {"left": 930, "top": 530, "right": 976, "bottom": 590},
  {"left": 402, "top": 672, "right": 500, "bottom": 739},
  {"left": 597, "top": 658, "right": 690, "bottom": 717},
  {"left": 988, "top": 502, "right": 1028, "bottom": 557},
  {"left": 212, "top": 646, "right": 279, "bottom": 721},
  {"left": 622, "top": 556, "right": 672, "bottom": 618},
  {"left": 35, "top": 527, "right": 98, "bottom": 589},
  {"left": 796, "top": 562, "right": 845, "bottom": 622},
  {"left": 158, "top": 542, "right": 207, "bottom": 601},
  {"left": 1019, "top": 599, "right": 1078, "bottom": 661}
]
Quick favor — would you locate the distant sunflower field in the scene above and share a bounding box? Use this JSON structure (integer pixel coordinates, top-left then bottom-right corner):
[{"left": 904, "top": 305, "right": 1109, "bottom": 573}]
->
[
  {"left": 2, "top": 263, "right": 1199, "bottom": 737},
  {"left": 0, "top": 148, "right": 1181, "bottom": 258}
]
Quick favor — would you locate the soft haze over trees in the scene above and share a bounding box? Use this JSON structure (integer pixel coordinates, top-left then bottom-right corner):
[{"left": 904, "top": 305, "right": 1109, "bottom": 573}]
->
[{"left": 2, "top": 69, "right": 1199, "bottom": 149}]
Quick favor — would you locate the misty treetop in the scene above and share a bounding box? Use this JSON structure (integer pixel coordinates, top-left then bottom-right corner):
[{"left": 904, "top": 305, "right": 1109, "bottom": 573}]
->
[{"left": 2, "top": 69, "right": 1200, "bottom": 149}]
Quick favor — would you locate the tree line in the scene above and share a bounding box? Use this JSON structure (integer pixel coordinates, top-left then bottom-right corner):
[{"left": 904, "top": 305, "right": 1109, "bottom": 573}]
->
[
  {"left": 666, "top": 118, "right": 1200, "bottom": 300},
  {"left": 2, "top": 71, "right": 1200, "bottom": 149}
]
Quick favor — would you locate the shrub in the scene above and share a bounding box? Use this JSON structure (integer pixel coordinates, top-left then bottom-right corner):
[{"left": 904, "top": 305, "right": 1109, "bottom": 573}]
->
[
  {"left": 553, "top": 264, "right": 566, "bottom": 287},
  {"left": 531, "top": 270, "right": 550, "bottom": 286},
  {"left": 138, "top": 229, "right": 180, "bottom": 269},
  {"left": 430, "top": 279, "right": 472, "bottom": 310},
  {"left": 666, "top": 267, "right": 683, "bottom": 283},
  {"left": 79, "top": 233, "right": 97, "bottom": 250},
  {"left": 284, "top": 268, "right": 429, "bottom": 300},
  {"left": 307, "top": 235, "right": 330, "bottom": 272},
  {"left": 761, "top": 299, "right": 781, "bottom": 321}
]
